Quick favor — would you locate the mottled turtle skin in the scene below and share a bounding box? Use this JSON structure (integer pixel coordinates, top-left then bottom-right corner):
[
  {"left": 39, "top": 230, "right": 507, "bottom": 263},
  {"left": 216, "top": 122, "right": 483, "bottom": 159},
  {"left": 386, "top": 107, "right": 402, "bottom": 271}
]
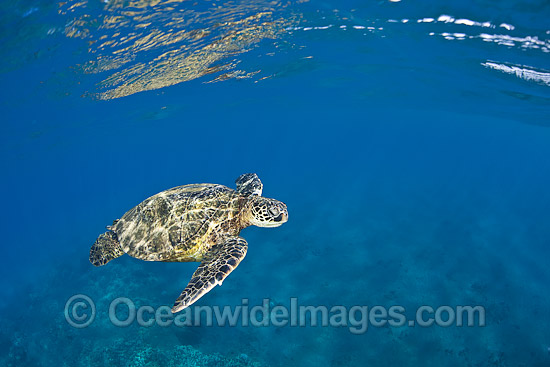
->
[{"left": 89, "top": 174, "right": 288, "bottom": 312}]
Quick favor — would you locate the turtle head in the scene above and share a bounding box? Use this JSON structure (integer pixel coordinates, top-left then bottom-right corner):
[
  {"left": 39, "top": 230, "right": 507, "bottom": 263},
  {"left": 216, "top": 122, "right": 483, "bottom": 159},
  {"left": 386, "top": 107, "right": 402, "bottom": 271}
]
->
[{"left": 244, "top": 197, "right": 288, "bottom": 228}]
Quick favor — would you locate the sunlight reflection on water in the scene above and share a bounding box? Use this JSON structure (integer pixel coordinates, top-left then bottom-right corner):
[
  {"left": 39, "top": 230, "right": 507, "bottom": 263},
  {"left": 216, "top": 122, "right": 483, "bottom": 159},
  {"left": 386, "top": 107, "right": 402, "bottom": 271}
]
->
[
  {"left": 58, "top": 0, "right": 549, "bottom": 99},
  {"left": 60, "top": 0, "right": 299, "bottom": 99}
]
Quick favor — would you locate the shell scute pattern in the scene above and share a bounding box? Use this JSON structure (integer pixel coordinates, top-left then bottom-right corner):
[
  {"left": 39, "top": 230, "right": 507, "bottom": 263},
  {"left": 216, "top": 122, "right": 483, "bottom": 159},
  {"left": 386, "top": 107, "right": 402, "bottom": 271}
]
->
[{"left": 114, "top": 184, "right": 241, "bottom": 262}]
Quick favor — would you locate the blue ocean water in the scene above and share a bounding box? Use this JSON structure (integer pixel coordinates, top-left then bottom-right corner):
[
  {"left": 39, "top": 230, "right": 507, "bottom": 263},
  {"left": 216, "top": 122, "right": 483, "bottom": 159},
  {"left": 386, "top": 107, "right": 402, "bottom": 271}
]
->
[{"left": 1, "top": 0, "right": 550, "bottom": 365}]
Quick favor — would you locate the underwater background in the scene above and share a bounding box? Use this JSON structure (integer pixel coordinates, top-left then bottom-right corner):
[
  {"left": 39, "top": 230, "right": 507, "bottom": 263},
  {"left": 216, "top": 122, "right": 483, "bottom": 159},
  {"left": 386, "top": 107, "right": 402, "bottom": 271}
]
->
[{"left": 1, "top": 0, "right": 550, "bottom": 366}]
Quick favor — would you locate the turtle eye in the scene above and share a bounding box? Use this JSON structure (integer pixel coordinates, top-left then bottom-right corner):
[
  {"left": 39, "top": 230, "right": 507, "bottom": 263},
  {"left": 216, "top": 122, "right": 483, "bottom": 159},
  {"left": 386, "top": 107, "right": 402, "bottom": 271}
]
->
[{"left": 269, "top": 207, "right": 279, "bottom": 216}]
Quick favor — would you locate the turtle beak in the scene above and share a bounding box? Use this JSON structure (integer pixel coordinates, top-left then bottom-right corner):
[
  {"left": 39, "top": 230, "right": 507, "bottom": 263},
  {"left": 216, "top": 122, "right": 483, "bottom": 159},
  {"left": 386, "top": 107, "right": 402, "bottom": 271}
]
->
[{"left": 274, "top": 207, "right": 288, "bottom": 224}]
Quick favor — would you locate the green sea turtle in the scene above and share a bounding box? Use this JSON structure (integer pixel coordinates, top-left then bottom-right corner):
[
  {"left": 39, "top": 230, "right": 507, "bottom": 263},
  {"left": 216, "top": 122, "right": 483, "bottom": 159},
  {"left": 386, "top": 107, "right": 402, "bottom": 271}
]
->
[{"left": 89, "top": 173, "right": 288, "bottom": 312}]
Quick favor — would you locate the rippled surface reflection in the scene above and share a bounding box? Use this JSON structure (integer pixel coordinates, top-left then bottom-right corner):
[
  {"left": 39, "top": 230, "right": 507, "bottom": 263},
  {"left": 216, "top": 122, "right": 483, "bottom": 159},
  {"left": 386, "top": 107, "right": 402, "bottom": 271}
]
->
[{"left": 60, "top": 0, "right": 297, "bottom": 99}]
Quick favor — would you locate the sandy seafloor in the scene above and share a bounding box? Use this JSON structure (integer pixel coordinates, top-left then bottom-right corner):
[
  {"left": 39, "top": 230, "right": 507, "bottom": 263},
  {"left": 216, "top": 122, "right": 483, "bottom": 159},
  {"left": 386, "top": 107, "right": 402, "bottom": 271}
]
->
[{"left": 1, "top": 0, "right": 550, "bottom": 366}]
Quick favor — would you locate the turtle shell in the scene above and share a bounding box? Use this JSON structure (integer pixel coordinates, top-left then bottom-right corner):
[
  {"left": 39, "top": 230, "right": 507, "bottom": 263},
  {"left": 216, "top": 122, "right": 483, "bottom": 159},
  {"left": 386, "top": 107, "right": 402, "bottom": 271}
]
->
[{"left": 113, "top": 184, "right": 243, "bottom": 262}]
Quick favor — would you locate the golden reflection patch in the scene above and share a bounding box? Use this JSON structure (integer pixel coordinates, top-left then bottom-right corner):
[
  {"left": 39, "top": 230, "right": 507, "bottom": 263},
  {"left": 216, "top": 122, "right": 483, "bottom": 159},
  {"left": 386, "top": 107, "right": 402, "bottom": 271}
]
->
[{"left": 60, "top": 0, "right": 296, "bottom": 99}]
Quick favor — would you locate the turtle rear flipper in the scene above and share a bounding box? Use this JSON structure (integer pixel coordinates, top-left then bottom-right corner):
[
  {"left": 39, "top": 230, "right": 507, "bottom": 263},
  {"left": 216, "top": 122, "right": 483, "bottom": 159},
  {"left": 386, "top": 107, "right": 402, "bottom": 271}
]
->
[
  {"left": 89, "top": 231, "right": 124, "bottom": 266},
  {"left": 172, "top": 237, "right": 248, "bottom": 313}
]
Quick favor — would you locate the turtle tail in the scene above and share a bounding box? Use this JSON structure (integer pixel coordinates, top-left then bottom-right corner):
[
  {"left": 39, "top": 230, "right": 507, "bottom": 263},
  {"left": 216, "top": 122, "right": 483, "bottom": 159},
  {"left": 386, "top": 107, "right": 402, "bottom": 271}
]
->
[{"left": 89, "top": 231, "right": 124, "bottom": 266}]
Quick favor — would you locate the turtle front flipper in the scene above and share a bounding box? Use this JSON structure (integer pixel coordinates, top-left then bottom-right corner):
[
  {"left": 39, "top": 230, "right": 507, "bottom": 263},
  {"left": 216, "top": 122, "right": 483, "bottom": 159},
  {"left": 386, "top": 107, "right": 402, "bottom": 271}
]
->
[
  {"left": 235, "top": 173, "right": 263, "bottom": 196},
  {"left": 172, "top": 237, "right": 248, "bottom": 313}
]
